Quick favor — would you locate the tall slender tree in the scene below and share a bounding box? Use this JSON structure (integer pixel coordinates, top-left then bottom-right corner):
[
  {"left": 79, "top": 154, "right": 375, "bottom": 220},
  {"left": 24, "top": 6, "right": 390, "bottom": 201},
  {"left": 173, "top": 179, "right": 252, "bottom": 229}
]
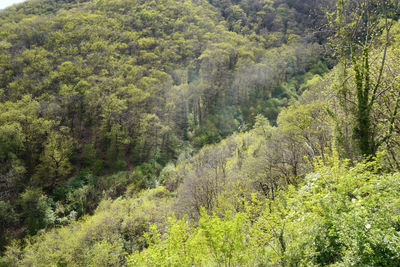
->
[{"left": 332, "top": 0, "right": 400, "bottom": 157}]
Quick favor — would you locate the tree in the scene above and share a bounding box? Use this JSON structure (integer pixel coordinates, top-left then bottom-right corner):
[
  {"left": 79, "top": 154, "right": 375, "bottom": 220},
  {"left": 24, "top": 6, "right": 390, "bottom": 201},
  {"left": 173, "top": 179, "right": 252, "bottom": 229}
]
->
[
  {"left": 18, "top": 188, "right": 54, "bottom": 235},
  {"left": 0, "top": 123, "right": 25, "bottom": 200},
  {"left": 34, "top": 128, "right": 73, "bottom": 191},
  {"left": 332, "top": 0, "right": 400, "bottom": 157}
]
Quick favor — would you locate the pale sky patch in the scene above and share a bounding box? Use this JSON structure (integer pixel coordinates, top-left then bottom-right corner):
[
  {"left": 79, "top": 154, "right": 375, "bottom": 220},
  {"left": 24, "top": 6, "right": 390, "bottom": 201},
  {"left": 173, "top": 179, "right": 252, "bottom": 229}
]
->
[{"left": 0, "top": 0, "right": 27, "bottom": 10}]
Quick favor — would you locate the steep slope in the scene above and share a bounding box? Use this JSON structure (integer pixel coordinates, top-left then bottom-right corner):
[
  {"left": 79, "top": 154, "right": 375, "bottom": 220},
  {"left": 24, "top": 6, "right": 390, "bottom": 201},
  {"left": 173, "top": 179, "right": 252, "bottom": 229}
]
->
[
  {"left": 0, "top": 0, "right": 326, "bottom": 188},
  {"left": 3, "top": 13, "right": 400, "bottom": 265},
  {"left": 0, "top": 0, "right": 331, "bottom": 249}
]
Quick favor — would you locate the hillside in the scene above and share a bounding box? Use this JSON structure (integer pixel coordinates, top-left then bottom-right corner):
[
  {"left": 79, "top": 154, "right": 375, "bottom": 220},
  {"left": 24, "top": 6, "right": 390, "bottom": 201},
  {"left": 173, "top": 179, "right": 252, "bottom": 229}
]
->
[
  {"left": 0, "top": 0, "right": 329, "bottom": 248},
  {"left": 2, "top": 0, "right": 400, "bottom": 266}
]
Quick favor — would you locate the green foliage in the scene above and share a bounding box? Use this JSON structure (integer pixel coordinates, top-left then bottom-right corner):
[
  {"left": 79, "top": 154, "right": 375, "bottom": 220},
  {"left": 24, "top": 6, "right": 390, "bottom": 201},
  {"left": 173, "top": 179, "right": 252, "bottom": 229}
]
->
[
  {"left": 5, "top": 0, "right": 400, "bottom": 265},
  {"left": 171, "top": 100, "right": 332, "bottom": 218},
  {"left": 331, "top": 0, "right": 400, "bottom": 157},
  {"left": 0, "top": 0, "right": 332, "bottom": 250},
  {"left": 192, "top": 120, "right": 221, "bottom": 148},
  {"left": 53, "top": 170, "right": 145, "bottom": 219},
  {"left": 18, "top": 188, "right": 55, "bottom": 235},
  {"left": 86, "top": 240, "right": 126, "bottom": 267},
  {"left": 0, "top": 201, "right": 17, "bottom": 251},
  {"left": 81, "top": 143, "right": 104, "bottom": 175},
  {"left": 33, "top": 129, "right": 73, "bottom": 191},
  {"left": 129, "top": 158, "right": 400, "bottom": 266},
  {"left": 127, "top": 210, "right": 254, "bottom": 266},
  {"left": 1, "top": 187, "right": 173, "bottom": 266}
]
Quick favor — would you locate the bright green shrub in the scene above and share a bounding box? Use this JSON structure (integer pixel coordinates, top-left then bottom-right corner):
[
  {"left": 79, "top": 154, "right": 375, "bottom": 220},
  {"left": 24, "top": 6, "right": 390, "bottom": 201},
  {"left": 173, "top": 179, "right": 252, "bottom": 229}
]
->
[
  {"left": 128, "top": 158, "right": 400, "bottom": 266},
  {"left": 2, "top": 187, "right": 173, "bottom": 266}
]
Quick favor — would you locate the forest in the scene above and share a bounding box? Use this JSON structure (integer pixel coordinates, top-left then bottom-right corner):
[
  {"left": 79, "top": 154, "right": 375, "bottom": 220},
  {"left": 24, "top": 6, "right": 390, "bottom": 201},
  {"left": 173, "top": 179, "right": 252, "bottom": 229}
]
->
[{"left": 0, "top": 0, "right": 400, "bottom": 266}]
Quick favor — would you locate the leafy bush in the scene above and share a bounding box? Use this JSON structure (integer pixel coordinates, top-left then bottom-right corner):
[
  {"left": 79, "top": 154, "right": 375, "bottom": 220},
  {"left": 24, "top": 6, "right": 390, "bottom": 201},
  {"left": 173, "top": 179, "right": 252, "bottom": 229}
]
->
[
  {"left": 129, "top": 158, "right": 400, "bottom": 266},
  {"left": 18, "top": 188, "right": 55, "bottom": 235},
  {"left": 1, "top": 187, "right": 173, "bottom": 266}
]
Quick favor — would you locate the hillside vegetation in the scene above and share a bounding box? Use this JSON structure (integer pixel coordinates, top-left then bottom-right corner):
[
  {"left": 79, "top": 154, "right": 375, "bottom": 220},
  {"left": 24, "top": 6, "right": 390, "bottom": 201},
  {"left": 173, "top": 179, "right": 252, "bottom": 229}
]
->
[{"left": 1, "top": 0, "right": 400, "bottom": 266}]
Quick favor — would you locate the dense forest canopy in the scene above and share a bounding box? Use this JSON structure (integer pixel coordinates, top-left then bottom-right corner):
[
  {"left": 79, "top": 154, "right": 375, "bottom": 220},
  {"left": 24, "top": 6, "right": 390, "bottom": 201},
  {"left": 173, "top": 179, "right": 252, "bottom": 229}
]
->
[{"left": 1, "top": 0, "right": 400, "bottom": 266}]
